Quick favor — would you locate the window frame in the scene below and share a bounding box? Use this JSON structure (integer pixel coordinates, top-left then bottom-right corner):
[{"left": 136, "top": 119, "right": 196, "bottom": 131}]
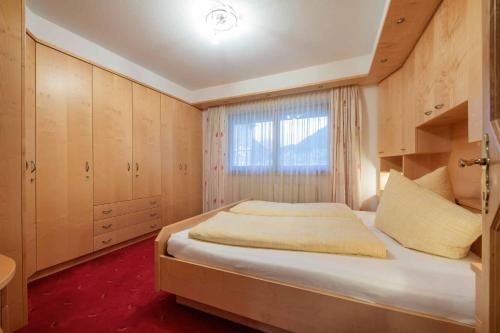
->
[{"left": 227, "top": 108, "right": 331, "bottom": 174}]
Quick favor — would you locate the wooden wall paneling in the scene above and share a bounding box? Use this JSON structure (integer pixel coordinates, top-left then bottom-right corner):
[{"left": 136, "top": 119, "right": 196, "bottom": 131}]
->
[
  {"left": 35, "top": 44, "right": 94, "bottom": 270},
  {"left": 93, "top": 67, "right": 133, "bottom": 204},
  {"left": 0, "top": 0, "right": 26, "bottom": 330},
  {"left": 132, "top": 83, "right": 161, "bottom": 199},
  {"left": 23, "top": 34, "right": 36, "bottom": 279}
]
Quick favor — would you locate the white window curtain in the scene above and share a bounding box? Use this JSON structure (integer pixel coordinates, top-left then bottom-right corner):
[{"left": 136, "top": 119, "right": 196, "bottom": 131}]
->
[{"left": 203, "top": 86, "right": 361, "bottom": 211}]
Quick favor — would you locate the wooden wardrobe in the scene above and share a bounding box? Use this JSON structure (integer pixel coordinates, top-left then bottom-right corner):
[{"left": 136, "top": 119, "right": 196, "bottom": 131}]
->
[{"left": 25, "top": 39, "right": 202, "bottom": 276}]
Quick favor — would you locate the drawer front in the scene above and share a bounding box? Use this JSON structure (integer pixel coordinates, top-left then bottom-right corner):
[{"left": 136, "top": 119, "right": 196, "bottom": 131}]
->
[
  {"left": 94, "top": 207, "right": 161, "bottom": 236},
  {"left": 93, "top": 218, "right": 162, "bottom": 251},
  {"left": 94, "top": 196, "right": 161, "bottom": 220}
]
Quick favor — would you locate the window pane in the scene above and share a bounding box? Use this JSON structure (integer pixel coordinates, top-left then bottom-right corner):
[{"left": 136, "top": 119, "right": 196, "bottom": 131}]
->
[
  {"left": 278, "top": 114, "right": 329, "bottom": 171},
  {"left": 230, "top": 120, "right": 273, "bottom": 170}
]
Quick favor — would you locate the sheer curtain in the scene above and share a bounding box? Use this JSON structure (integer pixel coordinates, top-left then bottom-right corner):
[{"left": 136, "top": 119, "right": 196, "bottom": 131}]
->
[{"left": 203, "top": 86, "right": 361, "bottom": 211}]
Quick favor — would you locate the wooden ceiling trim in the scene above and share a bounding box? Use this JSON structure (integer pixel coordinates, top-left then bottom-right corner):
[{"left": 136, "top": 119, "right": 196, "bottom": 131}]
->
[{"left": 193, "top": 0, "right": 442, "bottom": 110}]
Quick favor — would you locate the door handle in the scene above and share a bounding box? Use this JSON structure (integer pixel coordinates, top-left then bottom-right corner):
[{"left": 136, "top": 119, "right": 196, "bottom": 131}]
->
[
  {"left": 459, "top": 134, "right": 490, "bottom": 213},
  {"left": 458, "top": 158, "right": 489, "bottom": 167}
]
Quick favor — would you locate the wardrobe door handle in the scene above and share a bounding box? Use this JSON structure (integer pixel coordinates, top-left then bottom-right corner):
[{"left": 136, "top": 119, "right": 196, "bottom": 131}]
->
[
  {"left": 25, "top": 160, "right": 29, "bottom": 171},
  {"left": 127, "top": 162, "right": 131, "bottom": 171},
  {"left": 184, "top": 163, "right": 187, "bottom": 171},
  {"left": 179, "top": 163, "right": 183, "bottom": 170},
  {"left": 102, "top": 209, "right": 112, "bottom": 214},
  {"left": 135, "top": 163, "right": 139, "bottom": 172},
  {"left": 85, "top": 161, "right": 90, "bottom": 172},
  {"left": 424, "top": 110, "right": 433, "bottom": 116},
  {"left": 434, "top": 103, "right": 444, "bottom": 110},
  {"left": 30, "top": 160, "right": 36, "bottom": 173},
  {"left": 101, "top": 224, "right": 112, "bottom": 229},
  {"left": 102, "top": 238, "right": 112, "bottom": 244}
]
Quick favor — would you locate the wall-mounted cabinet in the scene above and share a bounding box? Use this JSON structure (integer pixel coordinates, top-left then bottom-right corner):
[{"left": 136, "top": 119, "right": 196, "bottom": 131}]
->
[{"left": 378, "top": 0, "right": 483, "bottom": 158}]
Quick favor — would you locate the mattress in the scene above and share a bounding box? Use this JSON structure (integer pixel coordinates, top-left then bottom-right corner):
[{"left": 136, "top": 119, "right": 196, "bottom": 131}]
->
[{"left": 167, "top": 210, "right": 478, "bottom": 325}]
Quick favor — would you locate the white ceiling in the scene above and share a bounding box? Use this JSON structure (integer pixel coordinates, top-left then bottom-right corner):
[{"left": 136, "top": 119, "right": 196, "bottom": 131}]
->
[{"left": 27, "top": 0, "right": 387, "bottom": 91}]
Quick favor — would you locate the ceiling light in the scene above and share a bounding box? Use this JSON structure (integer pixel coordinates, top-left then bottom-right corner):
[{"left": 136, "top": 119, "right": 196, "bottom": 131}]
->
[{"left": 204, "top": 1, "right": 239, "bottom": 44}]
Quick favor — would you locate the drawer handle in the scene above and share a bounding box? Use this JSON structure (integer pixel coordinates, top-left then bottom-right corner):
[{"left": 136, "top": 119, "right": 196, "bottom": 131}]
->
[
  {"left": 101, "top": 224, "right": 112, "bottom": 229},
  {"left": 401, "top": 148, "right": 406, "bottom": 151},
  {"left": 150, "top": 224, "right": 157, "bottom": 229},
  {"left": 102, "top": 209, "right": 113, "bottom": 214},
  {"left": 150, "top": 201, "right": 157, "bottom": 205},
  {"left": 434, "top": 103, "right": 444, "bottom": 110},
  {"left": 424, "top": 110, "right": 433, "bottom": 116},
  {"left": 102, "top": 238, "right": 112, "bottom": 244},
  {"left": 378, "top": 151, "right": 384, "bottom": 154},
  {"left": 150, "top": 213, "right": 157, "bottom": 217}
]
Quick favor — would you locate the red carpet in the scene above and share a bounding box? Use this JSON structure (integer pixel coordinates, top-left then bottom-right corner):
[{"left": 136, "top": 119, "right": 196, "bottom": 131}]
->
[{"left": 17, "top": 237, "right": 257, "bottom": 333}]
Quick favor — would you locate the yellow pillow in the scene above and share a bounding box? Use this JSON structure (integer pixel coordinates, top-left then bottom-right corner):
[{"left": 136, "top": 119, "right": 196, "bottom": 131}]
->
[
  {"left": 414, "top": 166, "right": 455, "bottom": 202},
  {"left": 375, "top": 170, "right": 481, "bottom": 259}
]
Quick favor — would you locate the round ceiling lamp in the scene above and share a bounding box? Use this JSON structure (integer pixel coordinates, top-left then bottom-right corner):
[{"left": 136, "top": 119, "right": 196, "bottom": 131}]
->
[{"left": 204, "top": 1, "right": 239, "bottom": 43}]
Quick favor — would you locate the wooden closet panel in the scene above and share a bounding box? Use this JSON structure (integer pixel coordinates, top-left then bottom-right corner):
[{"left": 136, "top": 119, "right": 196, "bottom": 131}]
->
[
  {"left": 402, "top": 52, "right": 416, "bottom": 154},
  {"left": 446, "top": 0, "right": 468, "bottom": 108},
  {"left": 93, "top": 67, "right": 133, "bottom": 204},
  {"left": 414, "top": 17, "right": 436, "bottom": 125},
  {"left": 160, "top": 95, "right": 175, "bottom": 225},
  {"left": 185, "top": 104, "right": 202, "bottom": 217},
  {"left": 24, "top": 35, "right": 37, "bottom": 278},
  {"left": 132, "top": 83, "right": 161, "bottom": 199},
  {"left": 432, "top": 0, "right": 451, "bottom": 115},
  {"left": 0, "top": 0, "right": 25, "bottom": 330},
  {"left": 36, "top": 44, "right": 94, "bottom": 270},
  {"left": 377, "top": 69, "right": 404, "bottom": 156},
  {"left": 171, "top": 99, "right": 191, "bottom": 222}
]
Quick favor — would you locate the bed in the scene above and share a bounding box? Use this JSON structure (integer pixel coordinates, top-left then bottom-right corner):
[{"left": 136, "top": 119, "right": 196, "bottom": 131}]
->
[{"left": 155, "top": 200, "right": 478, "bottom": 333}]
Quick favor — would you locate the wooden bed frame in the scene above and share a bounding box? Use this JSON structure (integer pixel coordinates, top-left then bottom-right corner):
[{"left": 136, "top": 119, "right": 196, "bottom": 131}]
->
[{"left": 155, "top": 200, "right": 475, "bottom": 333}]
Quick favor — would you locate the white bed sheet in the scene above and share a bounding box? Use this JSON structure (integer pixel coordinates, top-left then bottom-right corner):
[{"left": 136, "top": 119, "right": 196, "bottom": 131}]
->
[{"left": 167, "top": 210, "right": 478, "bottom": 325}]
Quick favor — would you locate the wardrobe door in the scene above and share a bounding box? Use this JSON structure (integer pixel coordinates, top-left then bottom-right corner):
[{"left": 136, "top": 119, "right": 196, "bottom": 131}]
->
[
  {"left": 171, "top": 99, "right": 190, "bottom": 222},
  {"left": 160, "top": 94, "right": 174, "bottom": 225},
  {"left": 24, "top": 34, "right": 37, "bottom": 277},
  {"left": 93, "top": 67, "right": 133, "bottom": 204},
  {"left": 36, "top": 44, "right": 93, "bottom": 270},
  {"left": 132, "top": 83, "right": 161, "bottom": 199},
  {"left": 185, "top": 104, "right": 202, "bottom": 217}
]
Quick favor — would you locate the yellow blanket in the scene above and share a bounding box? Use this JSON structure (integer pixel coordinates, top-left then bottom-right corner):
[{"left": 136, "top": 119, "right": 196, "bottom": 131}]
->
[
  {"left": 229, "top": 200, "right": 357, "bottom": 219},
  {"left": 189, "top": 212, "right": 387, "bottom": 258}
]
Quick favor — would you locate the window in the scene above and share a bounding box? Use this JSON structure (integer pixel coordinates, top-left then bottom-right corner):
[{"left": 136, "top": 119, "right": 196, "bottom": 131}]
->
[{"left": 228, "top": 109, "right": 330, "bottom": 173}]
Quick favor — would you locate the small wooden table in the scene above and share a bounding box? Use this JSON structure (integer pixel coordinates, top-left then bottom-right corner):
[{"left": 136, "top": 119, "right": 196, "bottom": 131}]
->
[{"left": 0, "top": 255, "right": 16, "bottom": 333}]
